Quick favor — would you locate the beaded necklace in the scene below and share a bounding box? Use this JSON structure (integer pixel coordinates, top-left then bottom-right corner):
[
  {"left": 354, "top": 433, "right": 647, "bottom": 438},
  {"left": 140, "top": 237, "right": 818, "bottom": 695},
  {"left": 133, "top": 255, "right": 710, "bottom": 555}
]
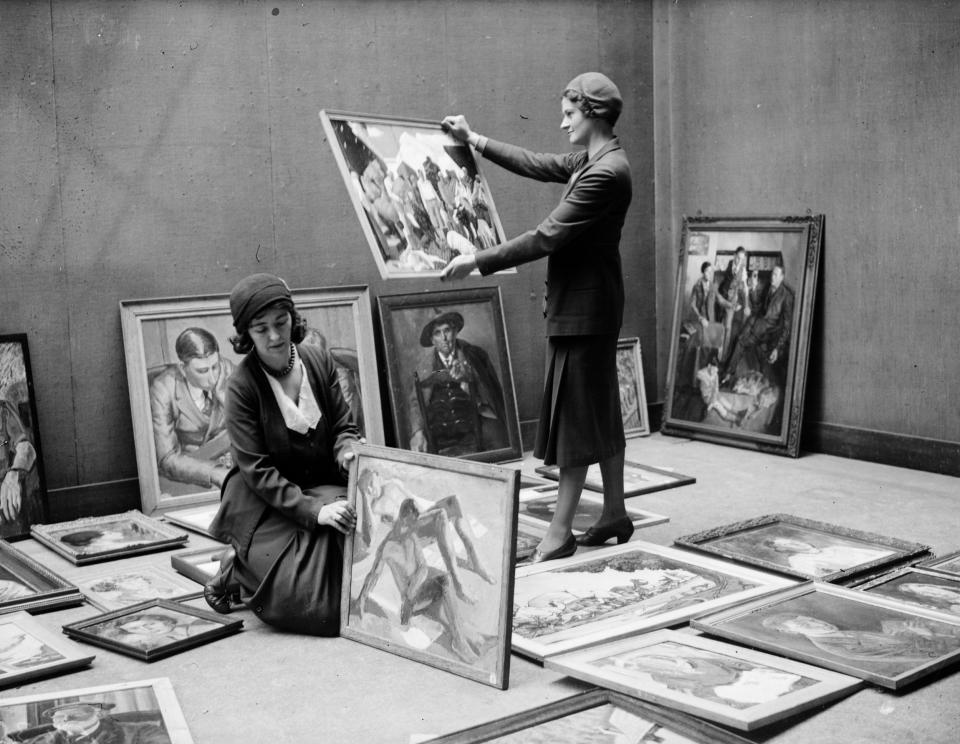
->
[{"left": 261, "top": 343, "right": 297, "bottom": 379}]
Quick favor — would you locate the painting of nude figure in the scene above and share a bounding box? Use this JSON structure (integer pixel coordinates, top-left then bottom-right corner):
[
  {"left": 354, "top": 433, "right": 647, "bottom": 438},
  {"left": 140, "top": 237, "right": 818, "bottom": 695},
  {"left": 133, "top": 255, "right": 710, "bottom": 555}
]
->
[{"left": 341, "top": 443, "right": 518, "bottom": 688}]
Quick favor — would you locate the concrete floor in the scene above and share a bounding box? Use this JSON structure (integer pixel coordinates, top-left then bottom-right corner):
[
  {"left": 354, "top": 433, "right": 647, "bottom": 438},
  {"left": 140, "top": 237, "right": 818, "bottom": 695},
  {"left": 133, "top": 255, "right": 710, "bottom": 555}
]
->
[{"left": 9, "top": 434, "right": 960, "bottom": 743}]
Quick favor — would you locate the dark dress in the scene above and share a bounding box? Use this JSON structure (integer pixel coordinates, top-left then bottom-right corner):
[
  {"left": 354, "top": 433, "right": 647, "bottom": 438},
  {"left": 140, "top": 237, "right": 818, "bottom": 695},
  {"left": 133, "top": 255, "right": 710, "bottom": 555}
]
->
[
  {"left": 473, "top": 137, "right": 633, "bottom": 467},
  {"left": 208, "top": 343, "right": 359, "bottom": 635}
]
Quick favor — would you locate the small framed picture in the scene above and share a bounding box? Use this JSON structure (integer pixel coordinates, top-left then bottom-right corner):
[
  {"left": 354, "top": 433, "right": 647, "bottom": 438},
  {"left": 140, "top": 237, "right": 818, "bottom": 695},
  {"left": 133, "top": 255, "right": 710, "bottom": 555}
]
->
[
  {"left": 674, "top": 513, "right": 930, "bottom": 583},
  {"left": 535, "top": 460, "right": 696, "bottom": 498},
  {"left": 0, "top": 611, "right": 95, "bottom": 688},
  {"left": 31, "top": 511, "right": 189, "bottom": 566},
  {"left": 617, "top": 337, "right": 650, "bottom": 437},
  {"left": 170, "top": 546, "right": 231, "bottom": 586},
  {"left": 0, "top": 334, "right": 50, "bottom": 540},
  {"left": 425, "top": 687, "right": 752, "bottom": 744},
  {"left": 162, "top": 503, "right": 220, "bottom": 538},
  {"left": 62, "top": 598, "right": 242, "bottom": 662},
  {"left": 0, "top": 540, "right": 83, "bottom": 615},
  {"left": 853, "top": 566, "right": 960, "bottom": 618},
  {"left": 545, "top": 629, "right": 861, "bottom": 731},
  {"left": 0, "top": 677, "right": 194, "bottom": 742},
  {"left": 74, "top": 565, "right": 204, "bottom": 612},
  {"left": 517, "top": 486, "right": 668, "bottom": 536},
  {"left": 692, "top": 582, "right": 960, "bottom": 689},
  {"left": 916, "top": 549, "right": 960, "bottom": 578}
]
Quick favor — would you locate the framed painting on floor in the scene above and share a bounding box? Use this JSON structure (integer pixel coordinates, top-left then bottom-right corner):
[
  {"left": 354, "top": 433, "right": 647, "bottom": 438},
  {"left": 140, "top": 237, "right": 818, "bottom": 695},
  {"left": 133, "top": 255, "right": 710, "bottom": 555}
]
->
[
  {"left": 673, "top": 513, "right": 930, "bottom": 583},
  {"left": 74, "top": 564, "right": 204, "bottom": 612},
  {"left": 170, "top": 546, "right": 232, "bottom": 586},
  {"left": 341, "top": 444, "right": 518, "bottom": 689},
  {"left": 535, "top": 460, "right": 695, "bottom": 497},
  {"left": 852, "top": 566, "right": 960, "bottom": 618},
  {"left": 0, "top": 611, "right": 95, "bottom": 688},
  {"left": 320, "top": 109, "right": 510, "bottom": 279},
  {"left": 120, "top": 285, "right": 383, "bottom": 515},
  {"left": 0, "top": 334, "right": 49, "bottom": 540},
  {"left": 517, "top": 486, "right": 668, "bottom": 537},
  {"left": 378, "top": 287, "right": 522, "bottom": 463},
  {"left": 662, "top": 215, "right": 824, "bottom": 457},
  {"left": 0, "top": 540, "right": 83, "bottom": 615}
]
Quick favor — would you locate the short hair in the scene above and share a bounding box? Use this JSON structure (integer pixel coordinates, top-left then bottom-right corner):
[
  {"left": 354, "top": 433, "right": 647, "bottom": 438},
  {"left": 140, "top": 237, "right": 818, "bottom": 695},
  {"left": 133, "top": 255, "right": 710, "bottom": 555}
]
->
[
  {"left": 229, "top": 301, "right": 307, "bottom": 355},
  {"left": 735, "top": 246, "right": 746, "bottom": 255},
  {"left": 700, "top": 261, "right": 712, "bottom": 275},
  {"left": 175, "top": 328, "right": 220, "bottom": 363}
]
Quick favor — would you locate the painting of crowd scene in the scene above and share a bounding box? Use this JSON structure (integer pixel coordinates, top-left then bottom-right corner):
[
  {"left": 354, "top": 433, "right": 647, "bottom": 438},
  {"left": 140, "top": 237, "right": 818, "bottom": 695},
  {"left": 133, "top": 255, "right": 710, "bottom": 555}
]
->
[
  {"left": 321, "top": 110, "right": 509, "bottom": 278},
  {"left": 663, "top": 216, "right": 823, "bottom": 457}
]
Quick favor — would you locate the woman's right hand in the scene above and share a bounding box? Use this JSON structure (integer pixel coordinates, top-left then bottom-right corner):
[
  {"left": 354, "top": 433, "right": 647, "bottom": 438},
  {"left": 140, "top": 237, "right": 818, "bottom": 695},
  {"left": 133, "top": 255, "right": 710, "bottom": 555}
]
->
[
  {"left": 441, "top": 115, "right": 472, "bottom": 144},
  {"left": 317, "top": 501, "right": 357, "bottom": 534}
]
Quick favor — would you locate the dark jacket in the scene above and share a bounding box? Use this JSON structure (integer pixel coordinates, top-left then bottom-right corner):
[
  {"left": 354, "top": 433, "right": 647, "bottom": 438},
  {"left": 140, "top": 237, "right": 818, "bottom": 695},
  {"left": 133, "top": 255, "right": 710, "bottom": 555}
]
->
[{"left": 474, "top": 137, "right": 632, "bottom": 336}]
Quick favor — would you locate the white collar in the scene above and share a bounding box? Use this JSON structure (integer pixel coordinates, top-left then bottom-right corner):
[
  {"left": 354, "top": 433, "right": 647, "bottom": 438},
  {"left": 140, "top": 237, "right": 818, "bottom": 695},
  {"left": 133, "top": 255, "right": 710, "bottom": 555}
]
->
[{"left": 264, "top": 359, "right": 322, "bottom": 434}]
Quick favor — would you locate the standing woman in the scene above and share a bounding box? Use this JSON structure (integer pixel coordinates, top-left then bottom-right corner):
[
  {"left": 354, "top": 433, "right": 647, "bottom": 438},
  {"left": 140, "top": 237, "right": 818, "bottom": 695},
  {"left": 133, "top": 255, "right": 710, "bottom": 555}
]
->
[
  {"left": 441, "top": 72, "right": 632, "bottom": 563},
  {"left": 205, "top": 273, "right": 360, "bottom": 635}
]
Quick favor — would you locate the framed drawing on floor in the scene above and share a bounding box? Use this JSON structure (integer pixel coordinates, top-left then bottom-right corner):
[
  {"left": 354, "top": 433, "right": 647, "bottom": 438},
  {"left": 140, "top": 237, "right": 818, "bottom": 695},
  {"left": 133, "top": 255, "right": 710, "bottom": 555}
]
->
[
  {"left": 120, "top": 285, "right": 383, "bottom": 515},
  {"left": 63, "top": 599, "right": 243, "bottom": 662},
  {"left": 170, "top": 546, "right": 231, "bottom": 586},
  {"left": 0, "top": 540, "right": 83, "bottom": 615},
  {"left": 0, "top": 677, "right": 193, "bottom": 743},
  {"left": 853, "top": 566, "right": 960, "bottom": 618},
  {"left": 31, "top": 511, "right": 188, "bottom": 566},
  {"left": 425, "top": 687, "right": 752, "bottom": 744},
  {"left": 74, "top": 564, "right": 204, "bottom": 612},
  {"left": 341, "top": 444, "right": 518, "bottom": 689},
  {"left": 162, "top": 503, "right": 220, "bottom": 538},
  {"left": 512, "top": 540, "right": 795, "bottom": 661},
  {"left": 617, "top": 337, "right": 650, "bottom": 437},
  {"left": 691, "top": 582, "right": 960, "bottom": 689},
  {"left": 535, "top": 460, "right": 695, "bottom": 497},
  {"left": 320, "top": 109, "right": 510, "bottom": 279},
  {"left": 0, "top": 334, "right": 49, "bottom": 540},
  {"left": 673, "top": 513, "right": 930, "bottom": 584},
  {"left": 378, "top": 287, "right": 522, "bottom": 463},
  {"left": 0, "top": 611, "right": 95, "bottom": 688},
  {"left": 545, "top": 629, "right": 861, "bottom": 731},
  {"left": 517, "top": 486, "right": 668, "bottom": 537},
  {"left": 662, "top": 215, "right": 824, "bottom": 457}
]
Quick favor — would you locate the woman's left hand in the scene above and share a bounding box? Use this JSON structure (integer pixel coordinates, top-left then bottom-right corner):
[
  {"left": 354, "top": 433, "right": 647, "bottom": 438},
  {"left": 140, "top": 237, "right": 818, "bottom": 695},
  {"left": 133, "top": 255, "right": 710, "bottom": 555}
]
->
[{"left": 441, "top": 254, "right": 477, "bottom": 281}]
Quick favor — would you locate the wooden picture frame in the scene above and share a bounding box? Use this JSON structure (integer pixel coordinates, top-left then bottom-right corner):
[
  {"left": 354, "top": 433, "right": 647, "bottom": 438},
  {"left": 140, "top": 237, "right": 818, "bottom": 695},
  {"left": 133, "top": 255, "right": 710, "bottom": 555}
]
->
[
  {"left": 853, "top": 566, "right": 960, "bottom": 618},
  {"left": 162, "top": 503, "right": 220, "bottom": 538},
  {"left": 514, "top": 522, "right": 542, "bottom": 564},
  {"left": 617, "top": 337, "right": 650, "bottom": 437},
  {"left": 916, "top": 549, "right": 960, "bottom": 578},
  {"left": 341, "top": 444, "right": 518, "bottom": 689},
  {"left": 319, "top": 109, "right": 511, "bottom": 279},
  {"left": 674, "top": 513, "right": 930, "bottom": 583},
  {"left": 170, "top": 546, "right": 231, "bottom": 586},
  {"left": 0, "top": 677, "right": 193, "bottom": 742},
  {"left": 74, "top": 564, "right": 204, "bottom": 612},
  {"left": 31, "top": 511, "right": 188, "bottom": 566},
  {"left": 0, "top": 334, "right": 49, "bottom": 540},
  {"left": 692, "top": 581, "right": 960, "bottom": 689},
  {"left": 512, "top": 540, "right": 796, "bottom": 661},
  {"left": 120, "top": 285, "right": 384, "bottom": 515},
  {"left": 425, "top": 687, "right": 752, "bottom": 744},
  {"left": 0, "top": 540, "right": 83, "bottom": 615},
  {"left": 662, "top": 215, "right": 824, "bottom": 457},
  {"left": 535, "top": 460, "right": 696, "bottom": 498},
  {"left": 63, "top": 598, "right": 242, "bottom": 662},
  {"left": 545, "top": 629, "right": 861, "bottom": 731},
  {"left": 517, "top": 485, "right": 668, "bottom": 536},
  {"left": 377, "top": 287, "right": 522, "bottom": 463},
  {"left": 0, "top": 611, "right": 95, "bottom": 688}
]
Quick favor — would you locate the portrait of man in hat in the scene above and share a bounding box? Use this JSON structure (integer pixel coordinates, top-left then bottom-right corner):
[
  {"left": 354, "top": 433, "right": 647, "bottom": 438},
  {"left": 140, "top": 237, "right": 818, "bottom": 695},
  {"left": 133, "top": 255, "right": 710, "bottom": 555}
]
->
[
  {"left": 408, "top": 309, "right": 509, "bottom": 457},
  {"left": 20, "top": 699, "right": 170, "bottom": 743}
]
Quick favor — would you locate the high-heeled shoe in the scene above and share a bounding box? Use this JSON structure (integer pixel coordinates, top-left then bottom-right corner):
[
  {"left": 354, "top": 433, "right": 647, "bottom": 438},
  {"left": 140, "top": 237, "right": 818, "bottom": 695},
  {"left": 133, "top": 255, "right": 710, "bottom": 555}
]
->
[
  {"left": 203, "top": 547, "right": 241, "bottom": 614},
  {"left": 576, "top": 517, "right": 635, "bottom": 546},
  {"left": 529, "top": 534, "right": 577, "bottom": 564}
]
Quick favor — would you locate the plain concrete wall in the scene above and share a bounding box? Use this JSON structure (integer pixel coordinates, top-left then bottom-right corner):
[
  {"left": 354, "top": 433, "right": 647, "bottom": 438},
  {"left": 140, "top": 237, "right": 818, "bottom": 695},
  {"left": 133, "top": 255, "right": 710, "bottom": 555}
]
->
[
  {"left": 653, "top": 0, "right": 960, "bottom": 446},
  {"left": 0, "top": 1, "right": 655, "bottom": 499}
]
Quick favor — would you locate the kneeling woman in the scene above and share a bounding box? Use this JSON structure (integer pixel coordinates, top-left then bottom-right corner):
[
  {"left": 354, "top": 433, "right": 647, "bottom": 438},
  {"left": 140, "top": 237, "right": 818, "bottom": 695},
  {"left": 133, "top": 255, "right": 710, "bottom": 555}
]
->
[{"left": 206, "top": 273, "right": 359, "bottom": 635}]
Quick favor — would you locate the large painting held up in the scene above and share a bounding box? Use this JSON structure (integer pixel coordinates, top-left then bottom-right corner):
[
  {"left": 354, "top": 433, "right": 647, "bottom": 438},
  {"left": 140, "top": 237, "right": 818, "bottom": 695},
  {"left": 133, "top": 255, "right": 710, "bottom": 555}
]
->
[
  {"left": 378, "top": 287, "right": 522, "bottom": 463},
  {"left": 341, "top": 444, "right": 518, "bottom": 689},
  {"left": 512, "top": 540, "right": 795, "bottom": 661},
  {"left": 674, "top": 513, "right": 930, "bottom": 584},
  {"left": 0, "top": 677, "right": 194, "bottom": 743},
  {"left": 662, "top": 215, "right": 823, "bottom": 457},
  {"left": 120, "top": 286, "right": 383, "bottom": 515},
  {"left": 320, "top": 110, "right": 510, "bottom": 279},
  {"left": 0, "top": 335, "right": 48, "bottom": 540},
  {"left": 692, "top": 582, "right": 960, "bottom": 689}
]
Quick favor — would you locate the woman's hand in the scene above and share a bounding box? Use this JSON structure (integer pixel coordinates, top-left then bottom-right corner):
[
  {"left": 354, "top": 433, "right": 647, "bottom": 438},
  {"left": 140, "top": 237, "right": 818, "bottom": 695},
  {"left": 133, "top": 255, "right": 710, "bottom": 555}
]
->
[
  {"left": 318, "top": 501, "right": 357, "bottom": 534},
  {"left": 441, "top": 115, "right": 473, "bottom": 144},
  {"left": 338, "top": 437, "right": 367, "bottom": 476},
  {"left": 441, "top": 254, "right": 478, "bottom": 281}
]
